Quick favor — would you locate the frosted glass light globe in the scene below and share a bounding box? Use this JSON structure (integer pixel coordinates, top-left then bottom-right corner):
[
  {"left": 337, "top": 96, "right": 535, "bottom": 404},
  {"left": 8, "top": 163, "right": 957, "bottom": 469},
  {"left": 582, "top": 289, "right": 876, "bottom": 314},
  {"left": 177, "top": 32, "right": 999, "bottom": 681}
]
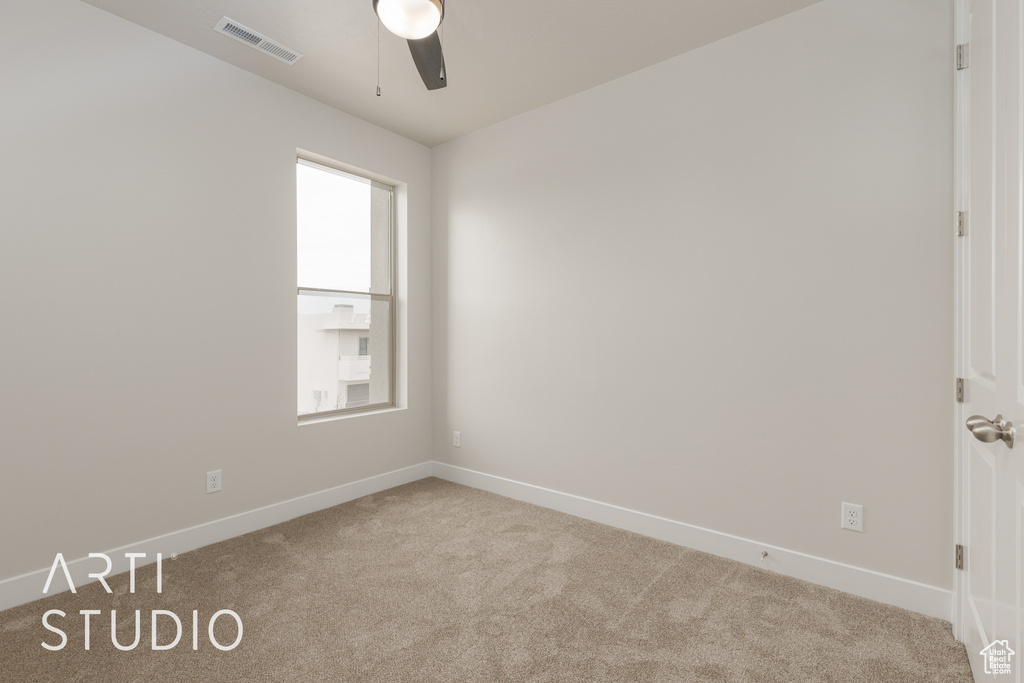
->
[{"left": 375, "top": 0, "right": 443, "bottom": 40}]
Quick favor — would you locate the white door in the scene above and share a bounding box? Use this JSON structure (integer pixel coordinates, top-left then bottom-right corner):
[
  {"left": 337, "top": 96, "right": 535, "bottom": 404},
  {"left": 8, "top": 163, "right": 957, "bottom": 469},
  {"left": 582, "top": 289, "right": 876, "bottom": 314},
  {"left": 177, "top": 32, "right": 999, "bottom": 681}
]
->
[{"left": 958, "top": 0, "right": 1024, "bottom": 679}]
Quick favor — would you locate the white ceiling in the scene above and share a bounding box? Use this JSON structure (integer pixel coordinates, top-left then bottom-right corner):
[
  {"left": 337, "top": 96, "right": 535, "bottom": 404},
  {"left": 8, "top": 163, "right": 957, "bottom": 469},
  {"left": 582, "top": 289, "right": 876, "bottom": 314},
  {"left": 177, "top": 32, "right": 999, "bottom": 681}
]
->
[{"left": 81, "top": 0, "right": 824, "bottom": 147}]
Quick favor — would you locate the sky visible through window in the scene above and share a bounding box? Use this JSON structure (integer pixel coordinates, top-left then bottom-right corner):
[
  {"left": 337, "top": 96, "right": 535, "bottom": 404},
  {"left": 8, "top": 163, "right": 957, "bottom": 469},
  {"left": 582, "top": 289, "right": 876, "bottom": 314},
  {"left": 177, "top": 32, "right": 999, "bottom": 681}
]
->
[{"left": 297, "top": 163, "right": 372, "bottom": 315}]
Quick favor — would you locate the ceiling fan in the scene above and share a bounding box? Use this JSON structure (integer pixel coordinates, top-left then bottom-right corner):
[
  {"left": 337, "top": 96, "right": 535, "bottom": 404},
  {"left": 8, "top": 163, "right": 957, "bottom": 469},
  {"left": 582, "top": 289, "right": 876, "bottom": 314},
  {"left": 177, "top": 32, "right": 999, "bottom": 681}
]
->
[{"left": 372, "top": 0, "right": 447, "bottom": 90}]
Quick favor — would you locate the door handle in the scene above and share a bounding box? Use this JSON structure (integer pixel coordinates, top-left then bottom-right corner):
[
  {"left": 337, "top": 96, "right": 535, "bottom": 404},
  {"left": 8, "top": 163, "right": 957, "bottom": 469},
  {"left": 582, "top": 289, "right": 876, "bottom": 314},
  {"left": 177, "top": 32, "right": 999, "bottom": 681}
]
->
[{"left": 966, "top": 414, "right": 1015, "bottom": 448}]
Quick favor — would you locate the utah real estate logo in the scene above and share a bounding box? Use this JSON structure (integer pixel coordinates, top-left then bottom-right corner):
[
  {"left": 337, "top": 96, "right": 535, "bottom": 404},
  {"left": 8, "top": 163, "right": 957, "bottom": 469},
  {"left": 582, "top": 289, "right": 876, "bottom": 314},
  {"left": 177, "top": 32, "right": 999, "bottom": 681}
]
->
[{"left": 980, "top": 640, "right": 1015, "bottom": 676}]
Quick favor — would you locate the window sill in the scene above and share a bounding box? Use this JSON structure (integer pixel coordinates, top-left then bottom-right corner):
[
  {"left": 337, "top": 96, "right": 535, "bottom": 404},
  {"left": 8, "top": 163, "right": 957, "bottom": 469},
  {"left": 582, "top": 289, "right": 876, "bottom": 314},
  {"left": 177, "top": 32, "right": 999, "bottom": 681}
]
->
[{"left": 297, "top": 405, "right": 405, "bottom": 426}]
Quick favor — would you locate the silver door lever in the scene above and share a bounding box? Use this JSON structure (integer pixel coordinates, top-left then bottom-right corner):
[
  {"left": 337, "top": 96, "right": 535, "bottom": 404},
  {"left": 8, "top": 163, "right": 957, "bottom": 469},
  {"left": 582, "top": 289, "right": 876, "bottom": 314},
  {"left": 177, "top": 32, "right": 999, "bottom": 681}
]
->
[{"left": 966, "top": 414, "right": 1015, "bottom": 448}]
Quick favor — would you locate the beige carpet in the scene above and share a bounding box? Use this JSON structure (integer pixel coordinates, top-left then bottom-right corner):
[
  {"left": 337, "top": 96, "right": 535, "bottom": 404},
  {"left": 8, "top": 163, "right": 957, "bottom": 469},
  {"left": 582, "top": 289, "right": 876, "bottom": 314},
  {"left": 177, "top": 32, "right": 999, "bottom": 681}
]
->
[{"left": 0, "top": 478, "right": 972, "bottom": 682}]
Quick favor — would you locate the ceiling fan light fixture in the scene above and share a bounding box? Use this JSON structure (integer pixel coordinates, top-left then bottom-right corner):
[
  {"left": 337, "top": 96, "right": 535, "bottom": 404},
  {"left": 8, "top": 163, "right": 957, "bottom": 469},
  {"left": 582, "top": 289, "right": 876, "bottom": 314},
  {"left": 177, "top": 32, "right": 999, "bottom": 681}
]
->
[{"left": 374, "top": 0, "right": 443, "bottom": 40}]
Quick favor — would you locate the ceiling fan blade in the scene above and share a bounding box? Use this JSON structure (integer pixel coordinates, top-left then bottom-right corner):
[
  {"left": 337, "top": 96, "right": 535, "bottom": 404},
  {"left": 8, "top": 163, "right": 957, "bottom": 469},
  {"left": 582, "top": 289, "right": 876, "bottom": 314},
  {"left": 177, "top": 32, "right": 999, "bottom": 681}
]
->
[{"left": 407, "top": 32, "right": 446, "bottom": 90}]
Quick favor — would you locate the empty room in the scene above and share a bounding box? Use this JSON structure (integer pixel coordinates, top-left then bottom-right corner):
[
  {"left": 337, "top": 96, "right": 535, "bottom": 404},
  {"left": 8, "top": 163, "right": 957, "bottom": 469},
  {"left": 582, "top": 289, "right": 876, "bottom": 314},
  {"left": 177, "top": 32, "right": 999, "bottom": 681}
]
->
[{"left": 0, "top": 0, "right": 1017, "bottom": 680}]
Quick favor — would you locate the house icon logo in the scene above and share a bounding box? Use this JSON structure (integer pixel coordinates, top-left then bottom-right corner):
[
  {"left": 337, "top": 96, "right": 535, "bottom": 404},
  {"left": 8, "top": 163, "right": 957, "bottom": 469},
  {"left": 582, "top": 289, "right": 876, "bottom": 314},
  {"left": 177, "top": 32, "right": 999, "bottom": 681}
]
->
[{"left": 980, "top": 640, "right": 1015, "bottom": 676}]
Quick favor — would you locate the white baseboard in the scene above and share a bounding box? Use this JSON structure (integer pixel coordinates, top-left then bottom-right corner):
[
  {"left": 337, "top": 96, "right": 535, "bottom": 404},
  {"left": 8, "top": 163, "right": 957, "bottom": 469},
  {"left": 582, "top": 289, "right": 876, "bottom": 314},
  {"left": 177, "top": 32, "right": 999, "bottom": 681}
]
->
[
  {"left": 1, "top": 460, "right": 953, "bottom": 622},
  {"left": 430, "top": 462, "right": 954, "bottom": 622},
  {"left": 0, "top": 461, "right": 433, "bottom": 613}
]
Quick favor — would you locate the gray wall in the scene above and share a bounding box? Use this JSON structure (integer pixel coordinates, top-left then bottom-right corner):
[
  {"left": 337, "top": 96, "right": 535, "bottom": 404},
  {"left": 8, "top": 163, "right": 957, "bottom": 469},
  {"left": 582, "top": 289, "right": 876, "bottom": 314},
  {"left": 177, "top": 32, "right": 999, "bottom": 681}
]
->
[
  {"left": 0, "top": 0, "right": 432, "bottom": 580},
  {"left": 432, "top": 0, "right": 954, "bottom": 588}
]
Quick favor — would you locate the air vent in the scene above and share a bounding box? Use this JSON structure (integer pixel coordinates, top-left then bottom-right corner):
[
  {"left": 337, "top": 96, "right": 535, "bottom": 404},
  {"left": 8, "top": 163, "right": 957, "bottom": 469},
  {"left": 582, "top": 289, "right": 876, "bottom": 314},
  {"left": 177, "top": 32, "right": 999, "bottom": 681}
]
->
[{"left": 213, "top": 17, "right": 303, "bottom": 64}]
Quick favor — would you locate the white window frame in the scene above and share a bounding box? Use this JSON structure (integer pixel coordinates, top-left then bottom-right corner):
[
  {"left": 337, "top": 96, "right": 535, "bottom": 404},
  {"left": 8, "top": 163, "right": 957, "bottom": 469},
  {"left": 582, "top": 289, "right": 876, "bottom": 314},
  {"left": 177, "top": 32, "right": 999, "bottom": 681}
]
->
[{"left": 297, "top": 155, "right": 396, "bottom": 421}]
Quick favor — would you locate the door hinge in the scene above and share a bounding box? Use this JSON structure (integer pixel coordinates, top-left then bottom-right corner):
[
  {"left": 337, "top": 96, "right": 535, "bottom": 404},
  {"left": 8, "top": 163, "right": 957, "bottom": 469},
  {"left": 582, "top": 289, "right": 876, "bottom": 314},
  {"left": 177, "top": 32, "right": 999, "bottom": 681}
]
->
[
  {"left": 957, "top": 43, "right": 970, "bottom": 70},
  {"left": 956, "top": 543, "right": 965, "bottom": 570},
  {"left": 957, "top": 211, "right": 967, "bottom": 237},
  {"left": 956, "top": 378, "right": 965, "bottom": 403}
]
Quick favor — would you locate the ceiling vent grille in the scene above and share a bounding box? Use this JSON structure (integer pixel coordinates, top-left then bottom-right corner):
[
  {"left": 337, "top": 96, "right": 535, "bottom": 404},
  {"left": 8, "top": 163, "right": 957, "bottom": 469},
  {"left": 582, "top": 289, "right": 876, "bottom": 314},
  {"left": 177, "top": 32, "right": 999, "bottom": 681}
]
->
[{"left": 213, "top": 17, "right": 303, "bottom": 64}]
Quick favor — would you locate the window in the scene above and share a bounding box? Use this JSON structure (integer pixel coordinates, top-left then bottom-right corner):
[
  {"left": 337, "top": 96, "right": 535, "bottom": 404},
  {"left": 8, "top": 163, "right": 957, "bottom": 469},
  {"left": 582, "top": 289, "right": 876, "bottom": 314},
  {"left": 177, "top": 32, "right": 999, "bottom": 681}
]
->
[
  {"left": 297, "top": 157, "right": 394, "bottom": 419},
  {"left": 346, "top": 383, "right": 370, "bottom": 408}
]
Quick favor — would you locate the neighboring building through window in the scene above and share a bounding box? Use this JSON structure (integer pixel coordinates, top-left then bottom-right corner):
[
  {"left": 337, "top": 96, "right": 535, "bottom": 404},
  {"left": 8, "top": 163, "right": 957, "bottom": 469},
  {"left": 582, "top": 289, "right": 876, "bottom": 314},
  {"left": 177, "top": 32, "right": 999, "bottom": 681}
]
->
[{"left": 296, "top": 157, "right": 394, "bottom": 418}]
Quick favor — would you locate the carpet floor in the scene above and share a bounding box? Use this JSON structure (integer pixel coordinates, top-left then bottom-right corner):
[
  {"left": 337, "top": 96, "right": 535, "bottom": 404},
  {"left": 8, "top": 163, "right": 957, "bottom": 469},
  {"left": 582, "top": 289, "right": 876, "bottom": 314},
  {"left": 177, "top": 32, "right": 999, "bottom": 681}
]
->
[{"left": 0, "top": 477, "right": 972, "bottom": 682}]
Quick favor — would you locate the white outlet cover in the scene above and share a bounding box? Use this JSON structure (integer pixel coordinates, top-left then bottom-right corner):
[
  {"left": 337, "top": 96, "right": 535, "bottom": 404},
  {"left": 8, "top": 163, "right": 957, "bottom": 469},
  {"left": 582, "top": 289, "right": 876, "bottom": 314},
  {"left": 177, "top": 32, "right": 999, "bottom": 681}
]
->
[
  {"left": 207, "top": 469, "right": 222, "bottom": 494},
  {"left": 841, "top": 502, "right": 863, "bottom": 532},
  {"left": 453, "top": 431, "right": 461, "bottom": 447}
]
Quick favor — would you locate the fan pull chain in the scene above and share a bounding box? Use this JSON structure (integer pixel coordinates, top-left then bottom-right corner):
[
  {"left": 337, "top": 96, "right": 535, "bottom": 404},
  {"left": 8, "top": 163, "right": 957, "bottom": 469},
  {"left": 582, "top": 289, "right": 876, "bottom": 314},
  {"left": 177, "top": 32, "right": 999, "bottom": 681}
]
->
[{"left": 376, "top": 18, "right": 381, "bottom": 96}]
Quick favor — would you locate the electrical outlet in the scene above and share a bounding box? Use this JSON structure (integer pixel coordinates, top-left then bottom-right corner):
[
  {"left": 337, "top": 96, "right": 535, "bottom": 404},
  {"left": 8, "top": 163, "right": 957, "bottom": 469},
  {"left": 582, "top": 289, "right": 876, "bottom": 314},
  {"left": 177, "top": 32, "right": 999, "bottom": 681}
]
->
[
  {"left": 841, "top": 502, "right": 863, "bottom": 532},
  {"left": 207, "top": 469, "right": 222, "bottom": 494},
  {"left": 453, "top": 431, "right": 461, "bottom": 447}
]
